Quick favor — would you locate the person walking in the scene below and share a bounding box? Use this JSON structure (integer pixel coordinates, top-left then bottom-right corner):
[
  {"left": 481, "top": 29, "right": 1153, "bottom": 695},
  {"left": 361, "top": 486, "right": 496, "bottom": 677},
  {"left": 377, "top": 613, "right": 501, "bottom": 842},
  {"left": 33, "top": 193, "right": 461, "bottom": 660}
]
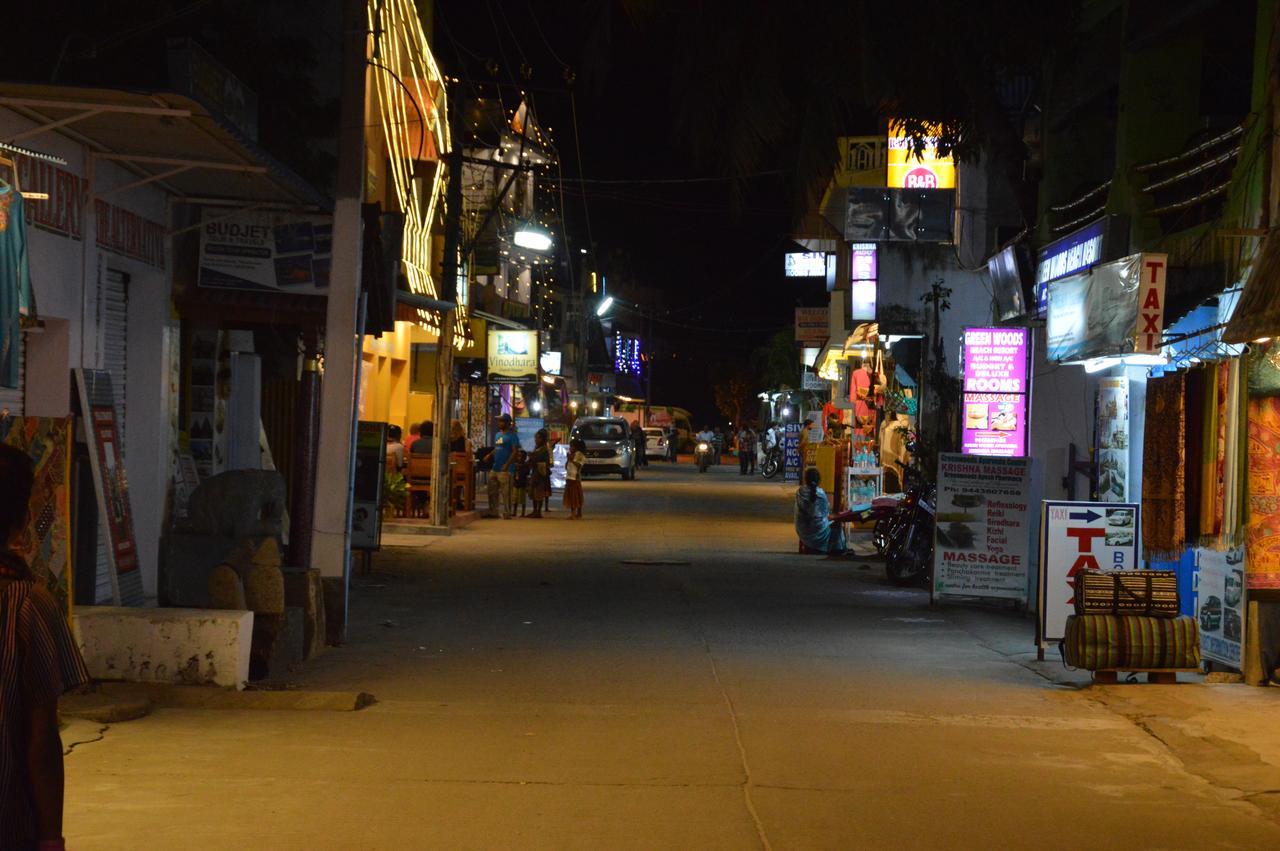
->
[
  {"left": 564, "top": 437, "right": 587, "bottom": 519},
  {"left": 483, "top": 414, "right": 519, "bottom": 519},
  {"left": 630, "top": 420, "right": 648, "bottom": 468},
  {"left": 527, "top": 429, "right": 552, "bottom": 518},
  {"left": 667, "top": 425, "right": 679, "bottom": 462},
  {"left": 737, "top": 423, "right": 757, "bottom": 475},
  {"left": 1, "top": 444, "right": 91, "bottom": 851}
]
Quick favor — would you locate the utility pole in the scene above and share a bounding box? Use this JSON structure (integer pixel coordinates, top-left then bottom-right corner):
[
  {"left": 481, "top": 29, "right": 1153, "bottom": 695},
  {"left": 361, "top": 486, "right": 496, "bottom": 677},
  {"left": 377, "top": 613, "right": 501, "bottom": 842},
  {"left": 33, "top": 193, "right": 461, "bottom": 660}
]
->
[{"left": 430, "top": 85, "right": 466, "bottom": 528}]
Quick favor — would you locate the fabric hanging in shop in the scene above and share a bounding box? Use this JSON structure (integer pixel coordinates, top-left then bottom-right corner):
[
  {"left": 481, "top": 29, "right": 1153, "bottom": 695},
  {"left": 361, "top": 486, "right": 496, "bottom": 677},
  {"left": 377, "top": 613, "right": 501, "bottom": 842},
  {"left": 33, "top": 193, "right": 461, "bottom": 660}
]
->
[
  {"left": 1199, "top": 365, "right": 1219, "bottom": 539},
  {"left": 1142, "top": 372, "right": 1186, "bottom": 559},
  {"left": 1183, "top": 367, "right": 1205, "bottom": 543},
  {"left": 0, "top": 181, "right": 32, "bottom": 390},
  {"left": 1223, "top": 359, "right": 1247, "bottom": 538},
  {"left": 1215, "top": 362, "right": 1229, "bottom": 534},
  {"left": 1245, "top": 396, "right": 1280, "bottom": 588}
]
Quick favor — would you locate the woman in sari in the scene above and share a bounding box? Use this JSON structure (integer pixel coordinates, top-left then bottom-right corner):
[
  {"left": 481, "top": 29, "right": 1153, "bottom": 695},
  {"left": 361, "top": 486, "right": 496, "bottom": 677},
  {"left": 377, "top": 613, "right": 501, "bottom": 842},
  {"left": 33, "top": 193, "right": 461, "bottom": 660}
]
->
[{"left": 795, "top": 467, "right": 847, "bottom": 555}]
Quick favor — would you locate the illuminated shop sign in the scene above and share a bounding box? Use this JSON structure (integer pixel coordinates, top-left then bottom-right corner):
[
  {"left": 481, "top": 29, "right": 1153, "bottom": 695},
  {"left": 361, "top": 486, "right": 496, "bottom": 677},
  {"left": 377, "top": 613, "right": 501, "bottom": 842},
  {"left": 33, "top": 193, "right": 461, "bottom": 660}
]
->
[
  {"left": 850, "top": 243, "right": 877, "bottom": 322},
  {"left": 886, "top": 125, "right": 956, "bottom": 190},
  {"left": 785, "top": 252, "right": 827, "bottom": 277},
  {"left": 961, "top": 327, "right": 1030, "bottom": 457},
  {"left": 487, "top": 330, "right": 539, "bottom": 380}
]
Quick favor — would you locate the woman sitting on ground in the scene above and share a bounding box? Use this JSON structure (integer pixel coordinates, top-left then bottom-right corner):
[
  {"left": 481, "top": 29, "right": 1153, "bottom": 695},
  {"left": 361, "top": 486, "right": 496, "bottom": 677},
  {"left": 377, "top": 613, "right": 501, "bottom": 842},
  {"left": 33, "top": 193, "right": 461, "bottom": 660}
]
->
[{"left": 795, "top": 467, "right": 852, "bottom": 556}]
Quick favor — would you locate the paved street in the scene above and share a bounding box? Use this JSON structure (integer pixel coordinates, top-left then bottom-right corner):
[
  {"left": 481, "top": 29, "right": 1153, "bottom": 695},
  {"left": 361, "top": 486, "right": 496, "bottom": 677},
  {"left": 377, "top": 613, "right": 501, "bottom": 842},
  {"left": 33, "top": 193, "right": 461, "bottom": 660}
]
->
[{"left": 64, "top": 463, "right": 1280, "bottom": 849}]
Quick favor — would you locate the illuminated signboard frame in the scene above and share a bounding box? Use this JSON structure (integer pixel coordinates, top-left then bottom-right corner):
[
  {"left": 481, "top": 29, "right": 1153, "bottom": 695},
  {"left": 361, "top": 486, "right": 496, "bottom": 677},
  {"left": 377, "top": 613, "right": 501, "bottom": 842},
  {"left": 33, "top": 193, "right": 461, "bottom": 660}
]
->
[
  {"left": 886, "top": 124, "right": 956, "bottom": 190},
  {"left": 850, "top": 243, "right": 877, "bottom": 321},
  {"left": 960, "top": 327, "right": 1031, "bottom": 458},
  {"left": 785, "top": 252, "right": 828, "bottom": 278}
]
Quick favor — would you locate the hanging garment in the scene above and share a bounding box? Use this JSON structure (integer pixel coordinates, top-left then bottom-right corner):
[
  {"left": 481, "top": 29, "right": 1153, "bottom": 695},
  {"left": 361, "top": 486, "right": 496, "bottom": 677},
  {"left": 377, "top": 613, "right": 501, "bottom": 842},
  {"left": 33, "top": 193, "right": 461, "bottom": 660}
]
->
[
  {"left": 1183, "top": 367, "right": 1205, "bottom": 542},
  {"left": 1142, "top": 372, "right": 1186, "bottom": 560},
  {"left": 0, "top": 184, "right": 32, "bottom": 390},
  {"left": 1245, "top": 396, "right": 1280, "bottom": 589},
  {"left": 1216, "top": 362, "right": 1229, "bottom": 533},
  {"left": 1199, "top": 365, "right": 1220, "bottom": 540},
  {"left": 1223, "top": 359, "right": 1246, "bottom": 539}
]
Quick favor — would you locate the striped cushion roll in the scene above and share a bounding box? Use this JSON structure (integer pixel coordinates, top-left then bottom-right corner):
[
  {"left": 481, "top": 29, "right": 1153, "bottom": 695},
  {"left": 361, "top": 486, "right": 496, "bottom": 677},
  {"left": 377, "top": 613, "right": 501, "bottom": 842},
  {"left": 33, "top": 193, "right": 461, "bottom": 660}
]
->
[
  {"left": 1063, "top": 614, "right": 1200, "bottom": 670},
  {"left": 1074, "top": 570, "right": 1179, "bottom": 617}
]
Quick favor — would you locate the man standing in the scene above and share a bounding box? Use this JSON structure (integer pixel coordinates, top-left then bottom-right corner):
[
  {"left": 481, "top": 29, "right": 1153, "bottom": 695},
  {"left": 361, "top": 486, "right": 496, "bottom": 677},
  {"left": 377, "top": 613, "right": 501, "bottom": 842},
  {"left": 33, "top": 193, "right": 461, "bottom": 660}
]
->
[
  {"left": 1, "top": 444, "right": 91, "bottom": 851},
  {"left": 667, "top": 425, "right": 679, "bottom": 462},
  {"left": 630, "top": 419, "right": 648, "bottom": 468},
  {"left": 484, "top": 414, "right": 520, "bottom": 519},
  {"left": 737, "top": 423, "right": 757, "bottom": 475}
]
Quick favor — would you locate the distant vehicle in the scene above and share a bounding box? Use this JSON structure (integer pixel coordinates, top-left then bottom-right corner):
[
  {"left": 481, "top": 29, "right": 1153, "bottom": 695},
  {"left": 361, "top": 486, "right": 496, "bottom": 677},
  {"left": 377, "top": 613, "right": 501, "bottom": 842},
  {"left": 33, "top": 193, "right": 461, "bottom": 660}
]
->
[
  {"left": 695, "top": 439, "right": 714, "bottom": 473},
  {"left": 642, "top": 427, "right": 667, "bottom": 459},
  {"left": 571, "top": 416, "right": 637, "bottom": 480},
  {"left": 615, "top": 403, "right": 694, "bottom": 451}
]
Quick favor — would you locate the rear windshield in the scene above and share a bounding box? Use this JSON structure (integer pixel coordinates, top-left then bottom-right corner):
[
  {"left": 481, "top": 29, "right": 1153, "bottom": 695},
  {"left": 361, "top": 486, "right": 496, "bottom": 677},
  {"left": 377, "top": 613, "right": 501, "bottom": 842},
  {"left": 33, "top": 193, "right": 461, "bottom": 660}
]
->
[{"left": 575, "top": 422, "right": 627, "bottom": 440}]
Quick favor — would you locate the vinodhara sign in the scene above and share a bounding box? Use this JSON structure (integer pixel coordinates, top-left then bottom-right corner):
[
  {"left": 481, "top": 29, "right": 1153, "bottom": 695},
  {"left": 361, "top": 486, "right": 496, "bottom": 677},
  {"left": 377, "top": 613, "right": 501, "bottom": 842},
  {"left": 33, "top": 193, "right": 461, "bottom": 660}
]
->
[{"left": 487, "top": 330, "right": 539, "bottom": 380}]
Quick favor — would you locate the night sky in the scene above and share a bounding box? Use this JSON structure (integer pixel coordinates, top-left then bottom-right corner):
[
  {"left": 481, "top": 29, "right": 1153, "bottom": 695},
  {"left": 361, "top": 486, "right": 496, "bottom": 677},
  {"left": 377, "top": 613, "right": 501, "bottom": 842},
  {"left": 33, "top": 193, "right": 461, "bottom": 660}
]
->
[{"left": 434, "top": 1, "right": 828, "bottom": 421}]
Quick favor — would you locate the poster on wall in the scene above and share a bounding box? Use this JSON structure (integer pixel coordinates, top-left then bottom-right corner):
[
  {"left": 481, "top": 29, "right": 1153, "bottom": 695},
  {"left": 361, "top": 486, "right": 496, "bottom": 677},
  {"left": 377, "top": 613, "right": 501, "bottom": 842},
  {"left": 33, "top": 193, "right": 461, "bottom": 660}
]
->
[
  {"left": 1096, "top": 377, "right": 1130, "bottom": 501},
  {"left": 933, "top": 454, "right": 1034, "bottom": 602},
  {"left": 198, "top": 210, "right": 332, "bottom": 295},
  {"left": 961, "top": 327, "right": 1030, "bottom": 457},
  {"left": 0, "top": 415, "right": 73, "bottom": 614},
  {"left": 1046, "top": 253, "right": 1168, "bottom": 363},
  {"left": 1038, "top": 500, "right": 1141, "bottom": 648},
  {"left": 783, "top": 422, "right": 802, "bottom": 482},
  {"left": 1196, "top": 546, "right": 1245, "bottom": 668},
  {"left": 74, "top": 369, "right": 145, "bottom": 606},
  {"left": 351, "top": 421, "right": 386, "bottom": 551}
]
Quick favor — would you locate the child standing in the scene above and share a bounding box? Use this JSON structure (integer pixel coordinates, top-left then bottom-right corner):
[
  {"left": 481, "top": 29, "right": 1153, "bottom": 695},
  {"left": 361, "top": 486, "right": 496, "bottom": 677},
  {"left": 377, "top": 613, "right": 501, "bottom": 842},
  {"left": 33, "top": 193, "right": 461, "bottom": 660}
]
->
[
  {"left": 564, "top": 438, "right": 587, "bottom": 519},
  {"left": 527, "top": 429, "right": 551, "bottom": 519},
  {"left": 512, "top": 448, "right": 530, "bottom": 517}
]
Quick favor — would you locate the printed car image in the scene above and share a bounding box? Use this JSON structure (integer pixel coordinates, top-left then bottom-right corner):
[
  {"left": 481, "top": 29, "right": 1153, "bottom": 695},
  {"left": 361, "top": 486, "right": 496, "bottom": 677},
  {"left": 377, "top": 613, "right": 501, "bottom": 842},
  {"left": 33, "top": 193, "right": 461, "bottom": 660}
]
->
[{"left": 1200, "top": 595, "right": 1223, "bottom": 633}]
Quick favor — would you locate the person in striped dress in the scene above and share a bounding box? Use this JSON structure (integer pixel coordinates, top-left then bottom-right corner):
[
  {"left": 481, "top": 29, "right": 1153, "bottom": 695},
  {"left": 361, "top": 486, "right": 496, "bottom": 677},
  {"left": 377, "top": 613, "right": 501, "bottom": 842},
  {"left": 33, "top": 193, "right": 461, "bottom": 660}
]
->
[{"left": 1, "top": 444, "right": 90, "bottom": 851}]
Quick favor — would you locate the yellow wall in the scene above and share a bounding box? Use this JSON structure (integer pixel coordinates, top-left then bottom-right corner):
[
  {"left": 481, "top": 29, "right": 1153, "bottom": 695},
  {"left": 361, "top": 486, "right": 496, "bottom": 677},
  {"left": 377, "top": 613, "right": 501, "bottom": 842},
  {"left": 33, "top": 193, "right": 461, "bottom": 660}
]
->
[{"left": 360, "top": 322, "right": 416, "bottom": 431}]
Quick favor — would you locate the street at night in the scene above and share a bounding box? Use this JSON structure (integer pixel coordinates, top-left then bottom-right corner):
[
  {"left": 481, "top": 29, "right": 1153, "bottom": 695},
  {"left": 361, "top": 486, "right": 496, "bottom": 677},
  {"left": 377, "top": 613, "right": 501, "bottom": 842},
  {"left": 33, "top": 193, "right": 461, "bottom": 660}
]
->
[{"left": 59, "top": 467, "right": 1280, "bottom": 848}]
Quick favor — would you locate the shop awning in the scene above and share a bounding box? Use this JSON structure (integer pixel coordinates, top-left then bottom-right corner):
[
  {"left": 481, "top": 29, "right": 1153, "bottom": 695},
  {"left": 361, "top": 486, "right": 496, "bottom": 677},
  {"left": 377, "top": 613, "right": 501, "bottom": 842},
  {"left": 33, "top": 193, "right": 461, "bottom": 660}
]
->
[
  {"left": 0, "top": 82, "right": 329, "bottom": 209},
  {"left": 1223, "top": 231, "right": 1280, "bottom": 344}
]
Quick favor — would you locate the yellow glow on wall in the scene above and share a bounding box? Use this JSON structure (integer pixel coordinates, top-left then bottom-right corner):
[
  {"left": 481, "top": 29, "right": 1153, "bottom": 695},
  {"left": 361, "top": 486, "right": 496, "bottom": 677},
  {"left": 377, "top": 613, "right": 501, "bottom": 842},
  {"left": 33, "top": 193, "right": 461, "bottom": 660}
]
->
[{"left": 366, "top": 0, "right": 469, "bottom": 349}]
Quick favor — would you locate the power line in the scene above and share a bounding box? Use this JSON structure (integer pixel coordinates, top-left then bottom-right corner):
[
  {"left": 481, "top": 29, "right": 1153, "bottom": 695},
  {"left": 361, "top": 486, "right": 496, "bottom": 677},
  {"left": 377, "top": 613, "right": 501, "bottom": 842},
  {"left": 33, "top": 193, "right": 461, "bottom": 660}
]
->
[{"left": 539, "top": 170, "right": 786, "bottom": 185}]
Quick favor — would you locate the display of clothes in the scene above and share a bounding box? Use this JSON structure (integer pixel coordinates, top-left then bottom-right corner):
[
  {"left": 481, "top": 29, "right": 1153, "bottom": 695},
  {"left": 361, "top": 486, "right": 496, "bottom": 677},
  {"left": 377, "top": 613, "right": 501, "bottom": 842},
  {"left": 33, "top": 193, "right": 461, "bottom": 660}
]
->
[
  {"left": 1142, "top": 371, "right": 1186, "bottom": 560},
  {"left": 0, "top": 168, "right": 33, "bottom": 390}
]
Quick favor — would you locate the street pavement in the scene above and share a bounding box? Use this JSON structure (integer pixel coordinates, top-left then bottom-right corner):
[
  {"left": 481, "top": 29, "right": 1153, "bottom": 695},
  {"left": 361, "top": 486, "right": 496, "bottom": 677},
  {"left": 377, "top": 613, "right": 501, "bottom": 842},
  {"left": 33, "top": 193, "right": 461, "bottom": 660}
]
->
[{"left": 63, "top": 460, "right": 1280, "bottom": 849}]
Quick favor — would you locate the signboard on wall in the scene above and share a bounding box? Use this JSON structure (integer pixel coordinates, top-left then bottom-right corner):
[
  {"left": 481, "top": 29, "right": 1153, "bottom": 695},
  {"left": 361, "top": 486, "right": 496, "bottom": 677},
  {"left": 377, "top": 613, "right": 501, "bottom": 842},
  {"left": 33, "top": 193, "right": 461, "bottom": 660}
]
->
[
  {"left": 783, "top": 422, "right": 802, "bottom": 482},
  {"left": 1197, "top": 546, "right": 1245, "bottom": 668},
  {"left": 74, "top": 369, "right": 145, "bottom": 606},
  {"left": 1096, "top": 377, "right": 1129, "bottom": 501},
  {"left": 794, "top": 307, "right": 829, "bottom": 344},
  {"left": 850, "top": 243, "right": 877, "bottom": 321},
  {"left": 198, "top": 210, "right": 333, "bottom": 295},
  {"left": 934, "top": 454, "right": 1034, "bottom": 602},
  {"left": 1046, "top": 253, "right": 1168, "bottom": 363},
  {"left": 886, "top": 126, "right": 956, "bottom": 189},
  {"left": 1034, "top": 216, "right": 1127, "bottom": 317},
  {"left": 1037, "top": 500, "right": 1141, "bottom": 647},
  {"left": 961, "top": 328, "right": 1030, "bottom": 457},
  {"left": 487, "top": 330, "right": 539, "bottom": 381},
  {"left": 785, "top": 252, "right": 827, "bottom": 277}
]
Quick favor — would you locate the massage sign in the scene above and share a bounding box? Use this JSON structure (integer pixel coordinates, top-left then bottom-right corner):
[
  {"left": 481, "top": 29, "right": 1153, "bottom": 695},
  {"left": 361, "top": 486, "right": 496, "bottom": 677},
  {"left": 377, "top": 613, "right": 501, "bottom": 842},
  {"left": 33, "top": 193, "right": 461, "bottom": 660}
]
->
[{"left": 961, "top": 327, "right": 1030, "bottom": 457}]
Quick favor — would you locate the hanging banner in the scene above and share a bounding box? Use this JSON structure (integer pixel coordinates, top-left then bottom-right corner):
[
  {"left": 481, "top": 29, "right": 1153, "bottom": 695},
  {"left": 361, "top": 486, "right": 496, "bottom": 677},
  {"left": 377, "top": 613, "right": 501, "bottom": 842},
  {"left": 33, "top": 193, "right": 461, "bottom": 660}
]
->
[
  {"left": 1046, "top": 253, "right": 1168, "bottom": 363},
  {"left": 1038, "top": 500, "right": 1141, "bottom": 647},
  {"left": 1096, "top": 377, "right": 1130, "bottom": 501},
  {"left": 933, "top": 454, "right": 1034, "bottom": 602},
  {"left": 961, "top": 327, "right": 1030, "bottom": 457},
  {"left": 198, "top": 210, "right": 333, "bottom": 295},
  {"left": 74, "top": 369, "right": 145, "bottom": 606},
  {"left": 0, "top": 415, "right": 73, "bottom": 614},
  {"left": 1196, "top": 546, "right": 1245, "bottom": 668}
]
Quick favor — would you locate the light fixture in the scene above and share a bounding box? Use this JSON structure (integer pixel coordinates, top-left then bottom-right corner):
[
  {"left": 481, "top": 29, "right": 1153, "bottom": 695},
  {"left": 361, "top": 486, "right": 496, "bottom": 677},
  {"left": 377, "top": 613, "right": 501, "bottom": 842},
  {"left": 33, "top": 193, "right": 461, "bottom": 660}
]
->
[
  {"left": 1121, "top": 353, "right": 1167, "bottom": 367},
  {"left": 781, "top": 406, "right": 792, "bottom": 417},
  {"left": 590, "top": 400, "right": 600, "bottom": 411},
  {"left": 530, "top": 400, "right": 543, "bottom": 414},
  {"left": 596, "top": 296, "right": 614, "bottom": 317},
  {"left": 1256, "top": 337, "right": 1272, "bottom": 344},
  {"left": 513, "top": 224, "right": 553, "bottom": 252}
]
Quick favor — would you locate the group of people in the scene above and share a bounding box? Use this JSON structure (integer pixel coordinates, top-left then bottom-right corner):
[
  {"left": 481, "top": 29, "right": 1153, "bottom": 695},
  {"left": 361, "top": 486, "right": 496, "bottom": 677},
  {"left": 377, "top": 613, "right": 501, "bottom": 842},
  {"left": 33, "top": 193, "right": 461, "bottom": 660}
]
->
[
  {"left": 482, "top": 414, "right": 587, "bottom": 521},
  {"left": 384, "top": 419, "right": 470, "bottom": 473}
]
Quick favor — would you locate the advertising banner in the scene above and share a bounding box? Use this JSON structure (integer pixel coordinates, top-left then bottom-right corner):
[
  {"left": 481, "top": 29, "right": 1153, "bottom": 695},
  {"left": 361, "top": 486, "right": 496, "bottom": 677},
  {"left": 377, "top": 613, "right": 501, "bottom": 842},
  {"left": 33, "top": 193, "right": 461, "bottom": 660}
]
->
[
  {"left": 785, "top": 252, "right": 827, "bottom": 277},
  {"left": 783, "top": 422, "right": 802, "bottom": 482},
  {"left": 74, "top": 369, "right": 144, "bottom": 606},
  {"left": 850, "top": 243, "right": 878, "bottom": 321},
  {"left": 487, "top": 330, "right": 539, "bottom": 381},
  {"left": 1046, "top": 253, "right": 1168, "bottom": 363},
  {"left": 198, "top": 210, "right": 332, "bottom": 294},
  {"left": 1096, "top": 378, "right": 1130, "bottom": 501},
  {"left": 961, "top": 327, "right": 1030, "bottom": 457},
  {"left": 886, "top": 128, "right": 956, "bottom": 189},
  {"left": 934, "top": 454, "right": 1034, "bottom": 602},
  {"left": 1196, "top": 546, "right": 1245, "bottom": 668},
  {"left": 351, "top": 421, "right": 386, "bottom": 551},
  {"left": 794, "top": 307, "right": 829, "bottom": 344},
  {"left": 1038, "top": 500, "right": 1141, "bottom": 647}
]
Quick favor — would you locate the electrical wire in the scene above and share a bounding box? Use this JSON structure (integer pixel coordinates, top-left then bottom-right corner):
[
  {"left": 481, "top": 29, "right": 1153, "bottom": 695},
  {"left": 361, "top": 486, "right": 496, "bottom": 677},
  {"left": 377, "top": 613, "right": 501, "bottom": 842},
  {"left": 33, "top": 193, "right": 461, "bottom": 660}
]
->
[{"left": 537, "top": 170, "right": 787, "bottom": 185}]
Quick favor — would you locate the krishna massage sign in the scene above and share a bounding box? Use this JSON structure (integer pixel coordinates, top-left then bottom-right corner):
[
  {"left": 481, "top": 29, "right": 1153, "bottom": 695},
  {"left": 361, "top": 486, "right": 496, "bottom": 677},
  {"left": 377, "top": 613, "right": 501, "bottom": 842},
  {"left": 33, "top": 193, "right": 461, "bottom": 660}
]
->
[{"left": 961, "top": 327, "right": 1030, "bottom": 457}]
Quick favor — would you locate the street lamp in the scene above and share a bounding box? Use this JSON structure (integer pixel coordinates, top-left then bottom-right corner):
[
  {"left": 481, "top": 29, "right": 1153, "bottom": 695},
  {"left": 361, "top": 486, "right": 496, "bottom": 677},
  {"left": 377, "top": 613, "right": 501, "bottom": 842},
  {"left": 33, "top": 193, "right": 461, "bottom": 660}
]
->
[
  {"left": 513, "top": 223, "right": 553, "bottom": 252},
  {"left": 595, "top": 295, "right": 614, "bottom": 317}
]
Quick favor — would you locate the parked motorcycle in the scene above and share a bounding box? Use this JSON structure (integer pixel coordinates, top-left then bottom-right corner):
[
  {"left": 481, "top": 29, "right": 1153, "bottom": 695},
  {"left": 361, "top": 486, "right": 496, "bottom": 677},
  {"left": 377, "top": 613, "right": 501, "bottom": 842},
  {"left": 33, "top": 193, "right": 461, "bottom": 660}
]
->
[
  {"left": 761, "top": 445, "right": 783, "bottom": 479},
  {"left": 883, "top": 482, "right": 936, "bottom": 586},
  {"left": 695, "top": 440, "right": 714, "bottom": 473}
]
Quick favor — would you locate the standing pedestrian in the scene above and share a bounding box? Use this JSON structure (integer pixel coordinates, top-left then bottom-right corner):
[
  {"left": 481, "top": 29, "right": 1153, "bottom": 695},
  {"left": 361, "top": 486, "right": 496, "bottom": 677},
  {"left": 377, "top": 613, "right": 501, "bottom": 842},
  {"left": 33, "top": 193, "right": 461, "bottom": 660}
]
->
[
  {"left": 527, "top": 429, "right": 551, "bottom": 518},
  {"left": 737, "top": 423, "right": 757, "bottom": 475},
  {"left": 512, "top": 448, "right": 530, "bottom": 517},
  {"left": 1, "top": 444, "right": 91, "bottom": 851},
  {"left": 483, "top": 414, "right": 519, "bottom": 519},
  {"left": 667, "top": 424, "right": 679, "bottom": 462},
  {"left": 630, "top": 420, "right": 648, "bottom": 468},
  {"left": 564, "top": 437, "right": 587, "bottom": 519}
]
